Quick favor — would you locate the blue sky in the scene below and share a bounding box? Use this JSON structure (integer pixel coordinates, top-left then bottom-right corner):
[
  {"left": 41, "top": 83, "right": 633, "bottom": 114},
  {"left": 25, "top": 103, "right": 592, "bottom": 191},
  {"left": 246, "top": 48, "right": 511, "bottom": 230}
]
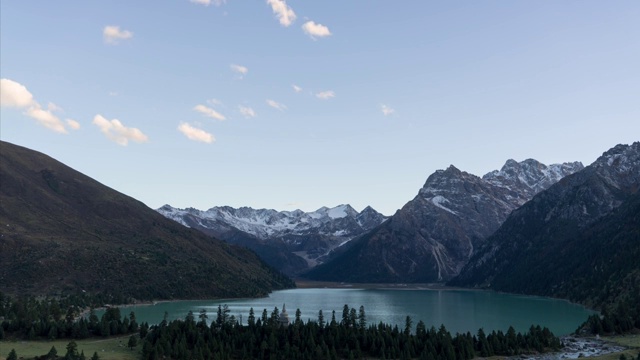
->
[{"left": 1, "top": 1, "right": 639, "bottom": 215}]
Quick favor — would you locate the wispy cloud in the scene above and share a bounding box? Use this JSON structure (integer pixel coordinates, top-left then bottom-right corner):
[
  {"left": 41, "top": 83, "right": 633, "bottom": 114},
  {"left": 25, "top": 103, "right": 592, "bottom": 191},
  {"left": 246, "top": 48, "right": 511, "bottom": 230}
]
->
[
  {"left": 178, "top": 122, "right": 215, "bottom": 143},
  {"left": 0, "top": 78, "right": 69, "bottom": 133},
  {"left": 194, "top": 104, "right": 226, "bottom": 121},
  {"left": 266, "top": 99, "right": 287, "bottom": 111},
  {"left": 230, "top": 64, "right": 248, "bottom": 79},
  {"left": 302, "top": 21, "right": 332, "bottom": 39},
  {"left": 266, "top": 0, "right": 296, "bottom": 27},
  {"left": 381, "top": 104, "right": 395, "bottom": 116},
  {"left": 239, "top": 106, "right": 256, "bottom": 118},
  {"left": 103, "top": 25, "right": 133, "bottom": 44},
  {"left": 207, "top": 98, "right": 223, "bottom": 106},
  {"left": 316, "top": 90, "right": 335, "bottom": 100},
  {"left": 24, "top": 107, "right": 67, "bottom": 134},
  {"left": 66, "top": 119, "right": 81, "bottom": 130},
  {"left": 292, "top": 84, "right": 302, "bottom": 93},
  {"left": 190, "top": 0, "right": 226, "bottom": 6},
  {"left": 47, "top": 102, "right": 63, "bottom": 112},
  {"left": 92, "top": 114, "right": 148, "bottom": 146}
]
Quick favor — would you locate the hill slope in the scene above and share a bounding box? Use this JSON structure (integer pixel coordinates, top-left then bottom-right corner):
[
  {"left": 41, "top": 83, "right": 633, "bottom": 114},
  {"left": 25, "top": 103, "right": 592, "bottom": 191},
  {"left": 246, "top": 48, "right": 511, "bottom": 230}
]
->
[
  {"left": 0, "top": 141, "right": 293, "bottom": 300},
  {"left": 305, "top": 159, "right": 582, "bottom": 283},
  {"left": 450, "top": 142, "right": 640, "bottom": 312}
]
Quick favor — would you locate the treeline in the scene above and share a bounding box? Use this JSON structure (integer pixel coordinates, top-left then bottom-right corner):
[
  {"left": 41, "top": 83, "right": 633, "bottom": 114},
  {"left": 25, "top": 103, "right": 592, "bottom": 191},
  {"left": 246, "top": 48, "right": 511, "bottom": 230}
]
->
[
  {"left": 0, "top": 292, "right": 143, "bottom": 340},
  {"left": 578, "top": 301, "right": 640, "bottom": 336},
  {"left": 141, "top": 304, "right": 561, "bottom": 360}
]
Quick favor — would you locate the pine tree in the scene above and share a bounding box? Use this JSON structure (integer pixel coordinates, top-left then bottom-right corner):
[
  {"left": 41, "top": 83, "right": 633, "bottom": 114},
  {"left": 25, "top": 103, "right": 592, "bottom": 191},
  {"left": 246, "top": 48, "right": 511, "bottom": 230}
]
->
[
  {"left": 90, "top": 351, "right": 100, "bottom": 360},
  {"left": 47, "top": 345, "right": 58, "bottom": 358},
  {"left": 65, "top": 340, "right": 79, "bottom": 360},
  {"left": 358, "top": 306, "right": 366, "bottom": 330},
  {"left": 341, "top": 304, "right": 350, "bottom": 327},
  {"left": 404, "top": 316, "right": 412, "bottom": 336},
  {"left": 128, "top": 335, "right": 138, "bottom": 350},
  {"left": 248, "top": 307, "right": 256, "bottom": 326},
  {"left": 318, "top": 309, "right": 325, "bottom": 328},
  {"left": 7, "top": 349, "right": 17, "bottom": 360}
]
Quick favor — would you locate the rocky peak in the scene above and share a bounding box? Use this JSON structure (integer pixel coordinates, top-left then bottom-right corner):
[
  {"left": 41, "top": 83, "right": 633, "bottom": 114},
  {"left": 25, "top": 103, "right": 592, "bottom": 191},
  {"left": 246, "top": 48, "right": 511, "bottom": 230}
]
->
[
  {"left": 483, "top": 159, "right": 584, "bottom": 201},
  {"left": 419, "top": 166, "right": 480, "bottom": 197},
  {"left": 307, "top": 155, "right": 584, "bottom": 284},
  {"left": 451, "top": 142, "right": 640, "bottom": 301},
  {"left": 356, "top": 205, "right": 388, "bottom": 230},
  {"left": 592, "top": 142, "right": 640, "bottom": 190},
  {"left": 157, "top": 202, "right": 390, "bottom": 275}
]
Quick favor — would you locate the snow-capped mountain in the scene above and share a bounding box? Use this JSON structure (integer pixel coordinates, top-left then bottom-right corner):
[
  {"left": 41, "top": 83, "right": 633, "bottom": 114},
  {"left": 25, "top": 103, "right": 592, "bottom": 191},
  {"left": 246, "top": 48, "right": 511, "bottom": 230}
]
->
[
  {"left": 452, "top": 142, "right": 640, "bottom": 305},
  {"left": 157, "top": 204, "right": 388, "bottom": 275},
  {"left": 306, "top": 158, "right": 584, "bottom": 283},
  {"left": 483, "top": 159, "right": 585, "bottom": 203}
]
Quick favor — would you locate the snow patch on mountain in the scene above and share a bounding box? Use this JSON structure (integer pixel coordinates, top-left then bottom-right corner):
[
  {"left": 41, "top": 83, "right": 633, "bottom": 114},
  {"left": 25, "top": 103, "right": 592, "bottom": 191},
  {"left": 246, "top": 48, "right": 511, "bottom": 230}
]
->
[
  {"left": 430, "top": 195, "right": 458, "bottom": 215},
  {"left": 157, "top": 203, "right": 387, "bottom": 242}
]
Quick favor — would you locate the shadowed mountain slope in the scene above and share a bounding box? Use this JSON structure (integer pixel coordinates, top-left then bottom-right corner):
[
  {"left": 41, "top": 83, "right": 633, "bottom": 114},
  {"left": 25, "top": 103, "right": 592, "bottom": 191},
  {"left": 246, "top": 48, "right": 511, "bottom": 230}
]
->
[
  {"left": 305, "top": 159, "right": 583, "bottom": 283},
  {"left": 0, "top": 141, "right": 293, "bottom": 300},
  {"left": 450, "top": 142, "right": 640, "bottom": 311}
]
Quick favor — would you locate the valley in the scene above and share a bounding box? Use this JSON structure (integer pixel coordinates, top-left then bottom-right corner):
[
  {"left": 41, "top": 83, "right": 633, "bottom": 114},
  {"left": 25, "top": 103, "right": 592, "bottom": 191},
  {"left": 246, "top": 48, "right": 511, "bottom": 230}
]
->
[{"left": 1, "top": 140, "right": 639, "bottom": 360}]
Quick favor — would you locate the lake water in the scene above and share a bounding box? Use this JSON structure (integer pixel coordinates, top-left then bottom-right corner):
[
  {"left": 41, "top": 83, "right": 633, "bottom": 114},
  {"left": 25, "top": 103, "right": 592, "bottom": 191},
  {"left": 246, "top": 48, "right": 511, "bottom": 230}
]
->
[{"left": 104, "top": 288, "right": 594, "bottom": 336}]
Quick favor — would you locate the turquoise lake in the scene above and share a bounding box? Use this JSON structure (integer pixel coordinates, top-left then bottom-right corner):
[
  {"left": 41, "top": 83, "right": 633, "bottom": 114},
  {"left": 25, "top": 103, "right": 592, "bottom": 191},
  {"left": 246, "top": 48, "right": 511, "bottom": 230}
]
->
[{"left": 103, "top": 288, "right": 594, "bottom": 336}]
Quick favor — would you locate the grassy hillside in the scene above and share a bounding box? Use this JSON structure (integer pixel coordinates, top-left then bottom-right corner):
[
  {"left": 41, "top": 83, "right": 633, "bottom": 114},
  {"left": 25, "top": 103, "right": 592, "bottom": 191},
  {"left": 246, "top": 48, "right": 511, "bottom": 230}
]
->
[{"left": 0, "top": 141, "right": 294, "bottom": 300}]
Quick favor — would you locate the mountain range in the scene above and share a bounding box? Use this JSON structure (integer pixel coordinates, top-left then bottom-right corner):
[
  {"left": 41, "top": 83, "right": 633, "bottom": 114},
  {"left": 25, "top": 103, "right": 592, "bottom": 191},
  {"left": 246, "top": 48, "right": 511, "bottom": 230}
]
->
[
  {"left": 157, "top": 204, "right": 388, "bottom": 275},
  {"left": 0, "top": 141, "right": 293, "bottom": 300},
  {"left": 3, "top": 138, "right": 638, "bottom": 322},
  {"left": 305, "top": 159, "right": 584, "bottom": 283},
  {"left": 450, "top": 142, "right": 640, "bottom": 311}
]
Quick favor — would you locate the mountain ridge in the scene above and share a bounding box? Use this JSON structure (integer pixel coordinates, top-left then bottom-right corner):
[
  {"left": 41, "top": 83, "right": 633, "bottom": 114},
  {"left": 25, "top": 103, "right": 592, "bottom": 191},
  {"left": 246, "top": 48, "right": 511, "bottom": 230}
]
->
[
  {"left": 0, "top": 140, "right": 294, "bottom": 299},
  {"left": 450, "top": 142, "right": 640, "bottom": 310},
  {"left": 157, "top": 203, "right": 388, "bottom": 274},
  {"left": 305, "top": 158, "right": 584, "bottom": 283}
]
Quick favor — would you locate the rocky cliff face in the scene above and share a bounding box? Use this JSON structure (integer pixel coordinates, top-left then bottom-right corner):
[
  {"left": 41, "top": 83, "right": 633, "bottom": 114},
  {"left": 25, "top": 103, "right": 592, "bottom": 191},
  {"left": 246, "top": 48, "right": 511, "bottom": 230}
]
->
[
  {"left": 451, "top": 142, "right": 640, "bottom": 300},
  {"left": 157, "top": 204, "right": 388, "bottom": 275},
  {"left": 305, "top": 159, "right": 583, "bottom": 283}
]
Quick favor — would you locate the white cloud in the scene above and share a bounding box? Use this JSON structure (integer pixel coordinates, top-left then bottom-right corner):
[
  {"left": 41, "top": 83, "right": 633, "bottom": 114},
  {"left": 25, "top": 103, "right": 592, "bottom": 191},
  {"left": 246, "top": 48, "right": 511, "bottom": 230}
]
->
[
  {"left": 103, "top": 25, "right": 133, "bottom": 44},
  {"left": 0, "top": 78, "right": 34, "bottom": 107},
  {"left": 238, "top": 106, "right": 256, "bottom": 118},
  {"left": 381, "top": 104, "right": 395, "bottom": 116},
  {"left": 302, "top": 21, "right": 332, "bottom": 39},
  {"left": 266, "top": 0, "right": 296, "bottom": 27},
  {"left": 108, "top": 91, "right": 119, "bottom": 97},
  {"left": 292, "top": 84, "right": 302, "bottom": 93},
  {"left": 66, "top": 119, "right": 81, "bottom": 130},
  {"left": 47, "top": 102, "right": 63, "bottom": 112},
  {"left": 316, "top": 90, "right": 335, "bottom": 100},
  {"left": 92, "top": 114, "right": 149, "bottom": 146},
  {"left": 190, "top": 0, "right": 226, "bottom": 6},
  {"left": 207, "top": 98, "right": 223, "bottom": 106},
  {"left": 1, "top": 78, "right": 69, "bottom": 133},
  {"left": 194, "top": 104, "right": 226, "bottom": 120},
  {"left": 266, "top": 99, "right": 287, "bottom": 111},
  {"left": 178, "top": 122, "right": 215, "bottom": 143},
  {"left": 230, "top": 64, "right": 248, "bottom": 78},
  {"left": 25, "top": 107, "right": 67, "bottom": 133}
]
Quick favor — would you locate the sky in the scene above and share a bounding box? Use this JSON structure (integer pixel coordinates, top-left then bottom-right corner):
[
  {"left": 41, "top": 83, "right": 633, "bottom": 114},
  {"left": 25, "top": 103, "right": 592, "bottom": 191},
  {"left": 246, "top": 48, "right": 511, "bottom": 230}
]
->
[{"left": 1, "top": 1, "right": 639, "bottom": 216}]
